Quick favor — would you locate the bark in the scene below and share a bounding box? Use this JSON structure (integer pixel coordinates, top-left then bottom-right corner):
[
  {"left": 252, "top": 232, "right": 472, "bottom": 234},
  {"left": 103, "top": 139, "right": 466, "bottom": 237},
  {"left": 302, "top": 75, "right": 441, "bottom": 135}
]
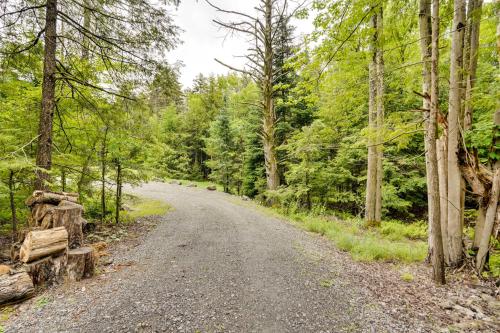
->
[
  {"left": 43, "top": 205, "right": 84, "bottom": 248},
  {"left": 0, "top": 272, "right": 35, "bottom": 305},
  {"left": 8, "top": 170, "right": 17, "bottom": 233},
  {"left": 464, "top": 0, "right": 483, "bottom": 130},
  {"left": 82, "top": 0, "right": 91, "bottom": 60},
  {"left": 427, "top": 0, "right": 445, "bottom": 284},
  {"left": 419, "top": 0, "right": 434, "bottom": 258},
  {"left": 365, "top": 10, "right": 380, "bottom": 226},
  {"left": 19, "top": 227, "right": 68, "bottom": 263},
  {"left": 476, "top": 168, "right": 500, "bottom": 271},
  {"left": 35, "top": 0, "right": 58, "bottom": 190},
  {"left": 115, "top": 160, "right": 122, "bottom": 224},
  {"left": 375, "top": 6, "right": 384, "bottom": 223},
  {"left": 437, "top": 137, "right": 450, "bottom": 263},
  {"left": 61, "top": 167, "right": 66, "bottom": 192},
  {"left": 67, "top": 247, "right": 95, "bottom": 281},
  {"left": 101, "top": 127, "right": 108, "bottom": 222},
  {"left": 24, "top": 253, "right": 67, "bottom": 286},
  {"left": 447, "top": 0, "right": 466, "bottom": 267},
  {"left": 262, "top": 0, "right": 280, "bottom": 191}
]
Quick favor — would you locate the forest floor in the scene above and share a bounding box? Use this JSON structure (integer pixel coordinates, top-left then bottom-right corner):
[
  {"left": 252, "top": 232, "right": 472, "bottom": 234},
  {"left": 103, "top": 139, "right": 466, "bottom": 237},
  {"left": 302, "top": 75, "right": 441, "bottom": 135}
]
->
[{"left": 2, "top": 182, "right": 499, "bottom": 332}]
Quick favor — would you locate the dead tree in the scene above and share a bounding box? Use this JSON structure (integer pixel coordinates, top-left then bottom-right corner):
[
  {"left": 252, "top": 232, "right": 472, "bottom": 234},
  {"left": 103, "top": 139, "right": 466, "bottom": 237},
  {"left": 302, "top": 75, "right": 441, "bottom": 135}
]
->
[
  {"left": 365, "top": 4, "right": 384, "bottom": 226},
  {"left": 206, "top": 0, "right": 303, "bottom": 191}
]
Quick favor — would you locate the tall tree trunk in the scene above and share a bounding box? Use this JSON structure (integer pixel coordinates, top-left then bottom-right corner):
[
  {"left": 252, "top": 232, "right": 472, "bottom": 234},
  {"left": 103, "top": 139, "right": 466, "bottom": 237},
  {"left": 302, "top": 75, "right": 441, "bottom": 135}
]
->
[
  {"left": 365, "top": 9, "right": 380, "bottom": 226},
  {"left": 8, "top": 170, "right": 17, "bottom": 234},
  {"left": 419, "top": 0, "right": 434, "bottom": 259},
  {"left": 82, "top": 0, "right": 91, "bottom": 60},
  {"left": 115, "top": 160, "right": 122, "bottom": 224},
  {"left": 464, "top": 0, "right": 483, "bottom": 131},
  {"left": 428, "top": 0, "right": 446, "bottom": 283},
  {"left": 476, "top": 18, "right": 500, "bottom": 271},
  {"left": 437, "top": 137, "right": 450, "bottom": 263},
  {"left": 375, "top": 6, "right": 384, "bottom": 223},
  {"left": 262, "top": 0, "right": 279, "bottom": 191},
  {"left": 101, "top": 127, "right": 108, "bottom": 222},
  {"left": 61, "top": 167, "right": 66, "bottom": 192},
  {"left": 447, "top": 0, "right": 466, "bottom": 267},
  {"left": 35, "top": 0, "right": 58, "bottom": 190}
]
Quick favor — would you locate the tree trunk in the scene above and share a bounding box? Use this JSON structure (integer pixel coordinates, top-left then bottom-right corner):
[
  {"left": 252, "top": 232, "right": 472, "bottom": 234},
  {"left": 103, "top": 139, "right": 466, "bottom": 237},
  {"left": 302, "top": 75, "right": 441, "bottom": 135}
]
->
[
  {"left": 437, "top": 137, "right": 450, "bottom": 263},
  {"left": 447, "top": 0, "right": 466, "bottom": 267},
  {"left": 464, "top": 0, "right": 483, "bottom": 131},
  {"left": 101, "top": 127, "right": 108, "bottom": 222},
  {"left": 365, "top": 10, "right": 380, "bottom": 226},
  {"left": 375, "top": 6, "right": 384, "bottom": 223},
  {"left": 61, "top": 167, "right": 66, "bottom": 192},
  {"left": 476, "top": 168, "right": 500, "bottom": 271},
  {"left": 24, "top": 253, "right": 67, "bottom": 286},
  {"left": 67, "top": 247, "right": 95, "bottom": 281},
  {"left": 35, "top": 0, "right": 58, "bottom": 190},
  {"left": 19, "top": 227, "right": 68, "bottom": 263},
  {"left": 115, "top": 160, "right": 122, "bottom": 224},
  {"left": 0, "top": 272, "right": 35, "bottom": 305},
  {"left": 82, "top": 0, "right": 91, "bottom": 60},
  {"left": 427, "top": 0, "right": 445, "bottom": 284},
  {"left": 262, "top": 0, "right": 279, "bottom": 191},
  {"left": 8, "top": 170, "right": 17, "bottom": 234}
]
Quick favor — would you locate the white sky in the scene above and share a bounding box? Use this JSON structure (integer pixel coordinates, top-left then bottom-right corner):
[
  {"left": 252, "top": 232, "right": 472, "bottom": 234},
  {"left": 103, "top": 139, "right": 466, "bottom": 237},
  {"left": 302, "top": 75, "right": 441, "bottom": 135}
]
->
[{"left": 166, "top": 0, "right": 313, "bottom": 88}]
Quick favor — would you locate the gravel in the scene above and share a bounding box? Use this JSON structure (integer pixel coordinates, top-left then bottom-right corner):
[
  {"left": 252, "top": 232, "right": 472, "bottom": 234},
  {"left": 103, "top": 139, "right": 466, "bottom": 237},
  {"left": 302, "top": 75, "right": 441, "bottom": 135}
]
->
[{"left": 6, "top": 182, "right": 434, "bottom": 332}]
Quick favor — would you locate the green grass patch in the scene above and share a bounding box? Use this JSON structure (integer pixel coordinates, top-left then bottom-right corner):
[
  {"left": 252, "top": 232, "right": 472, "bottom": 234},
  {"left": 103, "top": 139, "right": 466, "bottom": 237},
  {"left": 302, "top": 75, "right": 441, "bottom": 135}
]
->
[
  {"left": 121, "top": 195, "right": 172, "bottom": 222},
  {"left": 276, "top": 211, "right": 428, "bottom": 263},
  {"left": 401, "top": 272, "right": 414, "bottom": 282}
]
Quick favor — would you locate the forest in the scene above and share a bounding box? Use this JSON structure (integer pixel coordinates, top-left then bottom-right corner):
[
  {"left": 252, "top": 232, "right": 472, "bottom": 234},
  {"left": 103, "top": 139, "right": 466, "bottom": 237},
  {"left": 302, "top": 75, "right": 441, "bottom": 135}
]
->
[{"left": 0, "top": 0, "right": 499, "bottom": 288}]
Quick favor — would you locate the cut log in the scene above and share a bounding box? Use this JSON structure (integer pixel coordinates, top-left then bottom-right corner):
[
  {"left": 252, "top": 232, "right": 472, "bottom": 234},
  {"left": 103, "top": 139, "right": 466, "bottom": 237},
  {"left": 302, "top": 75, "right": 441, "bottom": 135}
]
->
[
  {"left": 42, "top": 205, "right": 84, "bottom": 248},
  {"left": 0, "top": 272, "right": 35, "bottom": 305},
  {"left": 26, "top": 191, "right": 79, "bottom": 207},
  {"left": 24, "top": 253, "right": 67, "bottom": 286},
  {"left": 19, "top": 227, "right": 68, "bottom": 263},
  {"left": 67, "top": 247, "right": 95, "bottom": 281},
  {"left": 31, "top": 203, "right": 56, "bottom": 226}
]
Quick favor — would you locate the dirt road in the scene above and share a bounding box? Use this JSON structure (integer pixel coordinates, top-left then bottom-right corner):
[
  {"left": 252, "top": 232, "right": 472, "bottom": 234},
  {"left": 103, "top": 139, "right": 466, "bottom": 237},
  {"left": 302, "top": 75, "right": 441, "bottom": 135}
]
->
[{"left": 5, "top": 182, "right": 426, "bottom": 332}]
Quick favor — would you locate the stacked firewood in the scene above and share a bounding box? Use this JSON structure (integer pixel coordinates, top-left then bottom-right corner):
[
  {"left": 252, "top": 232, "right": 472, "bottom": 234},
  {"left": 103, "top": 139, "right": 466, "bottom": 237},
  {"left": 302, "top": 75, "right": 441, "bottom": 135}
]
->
[{"left": 0, "top": 191, "right": 95, "bottom": 305}]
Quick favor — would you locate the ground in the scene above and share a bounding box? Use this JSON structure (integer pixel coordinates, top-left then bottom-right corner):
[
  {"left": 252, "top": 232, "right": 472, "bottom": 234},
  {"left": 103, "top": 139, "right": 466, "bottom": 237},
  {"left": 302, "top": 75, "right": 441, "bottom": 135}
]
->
[{"left": 3, "top": 182, "right": 499, "bottom": 332}]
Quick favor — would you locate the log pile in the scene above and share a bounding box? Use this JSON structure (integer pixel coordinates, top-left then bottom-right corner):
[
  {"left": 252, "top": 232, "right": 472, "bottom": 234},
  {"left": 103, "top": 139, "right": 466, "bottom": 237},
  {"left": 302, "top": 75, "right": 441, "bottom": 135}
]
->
[{"left": 0, "top": 191, "right": 96, "bottom": 305}]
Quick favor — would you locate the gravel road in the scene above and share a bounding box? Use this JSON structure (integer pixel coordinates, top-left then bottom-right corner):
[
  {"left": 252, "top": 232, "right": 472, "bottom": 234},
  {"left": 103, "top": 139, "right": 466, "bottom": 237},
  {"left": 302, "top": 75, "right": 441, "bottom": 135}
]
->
[{"left": 5, "top": 182, "right": 428, "bottom": 333}]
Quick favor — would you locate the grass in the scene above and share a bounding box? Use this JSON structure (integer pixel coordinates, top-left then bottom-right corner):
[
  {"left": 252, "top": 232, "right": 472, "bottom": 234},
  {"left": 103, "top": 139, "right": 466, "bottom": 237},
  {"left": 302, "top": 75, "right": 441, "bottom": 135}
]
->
[
  {"left": 292, "top": 214, "right": 428, "bottom": 263},
  {"left": 120, "top": 195, "right": 172, "bottom": 222},
  {"left": 237, "top": 200, "right": 429, "bottom": 264},
  {"left": 35, "top": 296, "right": 50, "bottom": 309},
  {"left": 401, "top": 272, "right": 414, "bottom": 282}
]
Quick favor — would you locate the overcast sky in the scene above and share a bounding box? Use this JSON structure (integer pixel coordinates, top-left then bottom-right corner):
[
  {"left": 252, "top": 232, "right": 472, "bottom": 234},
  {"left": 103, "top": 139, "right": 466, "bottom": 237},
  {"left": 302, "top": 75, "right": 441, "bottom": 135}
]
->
[{"left": 166, "top": 0, "right": 313, "bottom": 88}]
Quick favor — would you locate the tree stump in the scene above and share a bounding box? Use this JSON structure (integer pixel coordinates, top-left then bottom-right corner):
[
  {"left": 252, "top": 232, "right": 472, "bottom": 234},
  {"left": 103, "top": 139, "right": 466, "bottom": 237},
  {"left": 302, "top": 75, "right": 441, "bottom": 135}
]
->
[
  {"left": 67, "top": 247, "right": 95, "bottom": 281},
  {"left": 42, "top": 205, "right": 84, "bottom": 248},
  {"left": 19, "top": 227, "right": 68, "bottom": 263},
  {"left": 0, "top": 272, "right": 35, "bottom": 305},
  {"left": 24, "top": 253, "right": 67, "bottom": 286}
]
